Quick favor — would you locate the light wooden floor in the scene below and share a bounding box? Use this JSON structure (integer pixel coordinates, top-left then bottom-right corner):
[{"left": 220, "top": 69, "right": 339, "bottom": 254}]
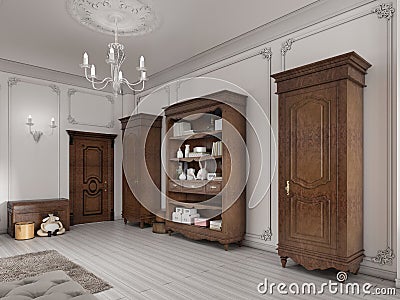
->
[{"left": 0, "top": 220, "right": 397, "bottom": 299}]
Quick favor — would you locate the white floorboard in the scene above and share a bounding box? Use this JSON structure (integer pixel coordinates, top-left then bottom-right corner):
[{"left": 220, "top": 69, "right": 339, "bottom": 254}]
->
[{"left": 0, "top": 220, "right": 398, "bottom": 299}]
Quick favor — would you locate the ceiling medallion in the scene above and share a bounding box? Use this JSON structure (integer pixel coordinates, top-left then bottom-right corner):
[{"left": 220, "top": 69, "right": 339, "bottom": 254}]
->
[{"left": 66, "top": 0, "right": 159, "bottom": 36}]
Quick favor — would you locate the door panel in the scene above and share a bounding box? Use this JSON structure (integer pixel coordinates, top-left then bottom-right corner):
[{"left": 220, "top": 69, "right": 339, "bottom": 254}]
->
[
  {"left": 280, "top": 84, "right": 337, "bottom": 252},
  {"left": 83, "top": 146, "right": 103, "bottom": 180},
  {"left": 68, "top": 131, "right": 116, "bottom": 225},
  {"left": 290, "top": 196, "right": 330, "bottom": 244},
  {"left": 290, "top": 98, "right": 331, "bottom": 188}
]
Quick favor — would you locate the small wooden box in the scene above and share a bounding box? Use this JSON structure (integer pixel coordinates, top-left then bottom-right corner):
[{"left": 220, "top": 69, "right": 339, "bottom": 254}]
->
[
  {"left": 7, "top": 198, "right": 70, "bottom": 238},
  {"left": 15, "top": 222, "right": 34, "bottom": 240}
]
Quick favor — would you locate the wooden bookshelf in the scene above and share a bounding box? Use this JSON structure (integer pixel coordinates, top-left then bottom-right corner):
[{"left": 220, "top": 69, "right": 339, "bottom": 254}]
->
[{"left": 163, "top": 90, "right": 247, "bottom": 250}]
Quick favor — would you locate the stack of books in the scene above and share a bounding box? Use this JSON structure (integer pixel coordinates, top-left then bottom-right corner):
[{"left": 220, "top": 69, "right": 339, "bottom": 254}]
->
[
  {"left": 173, "top": 122, "right": 191, "bottom": 136},
  {"left": 211, "top": 141, "right": 223, "bottom": 156},
  {"left": 172, "top": 207, "right": 200, "bottom": 224},
  {"left": 188, "top": 152, "right": 210, "bottom": 158}
]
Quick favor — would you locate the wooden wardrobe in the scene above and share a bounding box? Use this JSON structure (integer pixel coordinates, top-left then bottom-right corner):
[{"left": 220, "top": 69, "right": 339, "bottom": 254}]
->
[
  {"left": 120, "top": 113, "right": 162, "bottom": 228},
  {"left": 272, "top": 52, "right": 371, "bottom": 273}
]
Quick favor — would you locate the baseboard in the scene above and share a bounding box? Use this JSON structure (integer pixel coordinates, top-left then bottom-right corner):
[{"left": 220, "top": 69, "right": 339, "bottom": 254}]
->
[
  {"left": 243, "top": 233, "right": 277, "bottom": 253},
  {"left": 396, "top": 278, "right": 400, "bottom": 288},
  {"left": 358, "top": 264, "right": 396, "bottom": 281}
]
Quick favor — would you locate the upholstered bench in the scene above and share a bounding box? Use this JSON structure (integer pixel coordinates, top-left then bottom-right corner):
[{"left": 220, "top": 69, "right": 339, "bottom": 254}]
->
[{"left": 0, "top": 270, "right": 97, "bottom": 299}]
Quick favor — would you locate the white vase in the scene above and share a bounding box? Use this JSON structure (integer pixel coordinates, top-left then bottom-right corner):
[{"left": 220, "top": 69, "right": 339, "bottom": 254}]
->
[
  {"left": 184, "top": 144, "right": 190, "bottom": 157},
  {"left": 179, "top": 172, "right": 186, "bottom": 180},
  {"left": 177, "top": 148, "right": 183, "bottom": 159}
]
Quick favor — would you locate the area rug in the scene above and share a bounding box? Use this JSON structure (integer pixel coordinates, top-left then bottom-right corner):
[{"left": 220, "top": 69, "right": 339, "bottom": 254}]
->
[{"left": 0, "top": 250, "right": 111, "bottom": 294}]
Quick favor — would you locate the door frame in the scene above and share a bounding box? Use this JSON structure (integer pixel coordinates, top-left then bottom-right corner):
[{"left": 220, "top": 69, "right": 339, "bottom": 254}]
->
[{"left": 67, "top": 130, "right": 117, "bottom": 225}]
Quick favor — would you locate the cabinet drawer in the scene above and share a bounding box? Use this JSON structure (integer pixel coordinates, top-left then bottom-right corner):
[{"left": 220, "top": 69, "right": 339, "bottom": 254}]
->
[
  {"left": 169, "top": 180, "right": 181, "bottom": 192},
  {"left": 181, "top": 181, "right": 205, "bottom": 194},
  {"left": 206, "top": 181, "right": 222, "bottom": 194}
]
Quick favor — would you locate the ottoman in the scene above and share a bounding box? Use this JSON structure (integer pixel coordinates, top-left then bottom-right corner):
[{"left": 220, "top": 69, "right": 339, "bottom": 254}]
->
[{"left": 0, "top": 270, "right": 97, "bottom": 299}]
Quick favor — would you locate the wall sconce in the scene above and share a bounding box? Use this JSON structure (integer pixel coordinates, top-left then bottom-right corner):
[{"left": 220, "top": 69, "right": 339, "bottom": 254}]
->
[{"left": 26, "top": 115, "right": 57, "bottom": 143}]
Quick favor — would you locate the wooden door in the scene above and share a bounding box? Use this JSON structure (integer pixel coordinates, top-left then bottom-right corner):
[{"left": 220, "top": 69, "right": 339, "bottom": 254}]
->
[
  {"left": 68, "top": 131, "right": 117, "bottom": 225},
  {"left": 279, "top": 83, "right": 338, "bottom": 253}
]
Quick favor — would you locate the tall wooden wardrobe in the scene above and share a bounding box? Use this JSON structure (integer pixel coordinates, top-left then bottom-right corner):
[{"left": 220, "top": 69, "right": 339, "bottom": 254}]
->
[
  {"left": 272, "top": 52, "right": 371, "bottom": 273},
  {"left": 120, "top": 113, "right": 162, "bottom": 228}
]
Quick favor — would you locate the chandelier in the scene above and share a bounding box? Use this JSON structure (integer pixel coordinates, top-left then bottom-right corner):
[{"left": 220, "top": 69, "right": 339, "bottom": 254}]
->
[{"left": 79, "top": 15, "right": 147, "bottom": 97}]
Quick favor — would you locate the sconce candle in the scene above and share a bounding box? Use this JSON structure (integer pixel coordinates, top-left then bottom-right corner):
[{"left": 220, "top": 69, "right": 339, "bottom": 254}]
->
[
  {"left": 27, "top": 115, "right": 32, "bottom": 124},
  {"left": 139, "top": 55, "right": 145, "bottom": 69},
  {"left": 50, "top": 117, "right": 56, "bottom": 128},
  {"left": 83, "top": 52, "right": 88, "bottom": 65}
]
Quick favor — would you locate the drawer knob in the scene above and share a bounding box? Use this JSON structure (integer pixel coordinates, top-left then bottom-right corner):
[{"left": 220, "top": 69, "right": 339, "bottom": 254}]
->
[{"left": 210, "top": 186, "right": 217, "bottom": 189}]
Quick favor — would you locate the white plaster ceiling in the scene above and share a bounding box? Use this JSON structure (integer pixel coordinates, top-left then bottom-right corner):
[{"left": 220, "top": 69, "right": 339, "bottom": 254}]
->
[{"left": 0, "top": 0, "right": 317, "bottom": 80}]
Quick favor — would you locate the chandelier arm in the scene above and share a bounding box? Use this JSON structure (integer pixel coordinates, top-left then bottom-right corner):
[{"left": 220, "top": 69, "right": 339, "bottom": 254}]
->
[
  {"left": 123, "top": 77, "right": 143, "bottom": 87},
  {"left": 119, "top": 51, "right": 126, "bottom": 68},
  {"left": 91, "top": 78, "right": 113, "bottom": 90},
  {"left": 110, "top": 63, "right": 114, "bottom": 79},
  {"left": 91, "top": 76, "right": 113, "bottom": 86},
  {"left": 84, "top": 68, "right": 113, "bottom": 85},
  {"left": 124, "top": 80, "right": 145, "bottom": 92}
]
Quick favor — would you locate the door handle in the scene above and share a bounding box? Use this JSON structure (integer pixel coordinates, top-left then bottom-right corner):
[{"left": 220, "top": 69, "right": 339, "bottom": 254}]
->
[{"left": 285, "top": 180, "right": 290, "bottom": 196}]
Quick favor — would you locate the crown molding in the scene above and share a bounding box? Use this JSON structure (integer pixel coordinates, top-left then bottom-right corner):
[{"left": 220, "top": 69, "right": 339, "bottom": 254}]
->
[
  {"left": 0, "top": 58, "right": 113, "bottom": 92},
  {"left": 143, "top": 0, "right": 377, "bottom": 92}
]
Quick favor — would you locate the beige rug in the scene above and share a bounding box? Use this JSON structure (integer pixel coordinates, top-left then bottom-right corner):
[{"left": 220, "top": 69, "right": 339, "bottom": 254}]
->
[{"left": 0, "top": 250, "right": 111, "bottom": 294}]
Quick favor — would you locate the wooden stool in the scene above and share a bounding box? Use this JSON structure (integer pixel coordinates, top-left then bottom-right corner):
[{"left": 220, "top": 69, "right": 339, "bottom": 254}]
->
[{"left": 152, "top": 212, "right": 166, "bottom": 234}]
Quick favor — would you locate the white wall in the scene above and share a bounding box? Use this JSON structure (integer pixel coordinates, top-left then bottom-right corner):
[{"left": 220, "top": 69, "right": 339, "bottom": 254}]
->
[
  {"left": 135, "top": 0, "right": 398, "bottom": 280},
  {"left": 0, "top": 70, "right": 127, "bottom": 234}
]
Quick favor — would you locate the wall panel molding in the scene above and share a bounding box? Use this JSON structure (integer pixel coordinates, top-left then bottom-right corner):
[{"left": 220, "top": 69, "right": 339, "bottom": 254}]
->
[
  {"left": 67, "top": 88, "right": 115, "bottom": 128},
  {"left": 7, "top": 77, "right": 61, "bottom": 199}
]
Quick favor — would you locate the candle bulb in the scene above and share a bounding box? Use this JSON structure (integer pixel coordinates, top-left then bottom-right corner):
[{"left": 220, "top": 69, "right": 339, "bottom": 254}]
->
[
  {"left": 27, "top": 115, "right": 32, "bottom": 124},
  {"left": 139, "top": 55, "right": 145, "bottom": 69},
  {"left": 83, "top": 52, "right": 88, "bottom": 65},
  {"left": 140, "top": 70, "right": 147, "bottom": 81},
  {"left": 118, "top": 70, "right": 123, "bottom": 81},
  {"left": 51, "top": 117, "right": 55, "bottom": 127},
  {"left": 90, "top": 64, "right": 96, "bottom": 78},
  {"left": 109, "top": 47, "right": 114, "bottom": 61}
]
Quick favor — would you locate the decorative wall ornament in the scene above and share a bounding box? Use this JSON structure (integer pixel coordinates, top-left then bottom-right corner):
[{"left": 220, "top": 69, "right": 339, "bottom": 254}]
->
[
  {"left": 372, "top": 3, "right": 395, "bottom": 20},
  {"left": 67, "top": 88, "right": 115, "bottom": 128},
  {"left": 372, "top": 247, "right": 395, "bottom": 265},
  {"left": 281, "top": 38, "right": 294, "bottom": 56},
  {"left": 260, "top": 47, "right": 272, "bottom": 60},
  {"left": 260, "top": 227, "right": 272, "bottom": 241},
  {"left": 66, "top": 0, "right": 159, "bottom": 36},
  {"left": 67, "top": 115, "right": 78, "bottom": 124},
  {"left": 8, "top": 77, "right": 21, "bottom": 87},
  {"left": 49, "top": 84, "right": 61, "bottom": 96}
]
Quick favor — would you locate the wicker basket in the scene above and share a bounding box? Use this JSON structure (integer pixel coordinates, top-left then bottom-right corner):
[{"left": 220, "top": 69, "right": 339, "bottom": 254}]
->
[{"left": 15, "top": 222, "right": 34, "bottom": 240}]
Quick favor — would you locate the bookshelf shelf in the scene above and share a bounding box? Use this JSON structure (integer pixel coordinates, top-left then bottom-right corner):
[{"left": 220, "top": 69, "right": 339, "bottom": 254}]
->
[
  {"left": 169, "top": 130, "right": 222, "bottom": 140},
  {"left": 169, "top": 155, "right": 222, "bottom": 162}
]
